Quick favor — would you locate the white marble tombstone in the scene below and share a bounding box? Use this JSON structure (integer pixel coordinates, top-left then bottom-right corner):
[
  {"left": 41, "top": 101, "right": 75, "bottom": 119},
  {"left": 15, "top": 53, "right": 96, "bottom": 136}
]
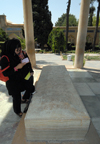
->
[{"left": 25, "top": 66, "right": 90, "bottom": 141}]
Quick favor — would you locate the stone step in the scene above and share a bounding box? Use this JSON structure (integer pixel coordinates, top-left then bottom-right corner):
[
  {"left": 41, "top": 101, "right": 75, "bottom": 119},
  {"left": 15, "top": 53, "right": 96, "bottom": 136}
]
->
[{"left": 25, "top": 66, "right": 90, "bottom": 141}]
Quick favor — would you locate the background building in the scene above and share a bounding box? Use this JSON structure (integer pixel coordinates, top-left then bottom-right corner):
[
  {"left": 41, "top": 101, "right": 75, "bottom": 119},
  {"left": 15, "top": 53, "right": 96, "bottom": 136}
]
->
[
  {"left": 54, "top": 26, "right": 100, "bottom": 45},
  {"left": 0, "top": 15, "right": 24, "bottom": 39},
  {"left": 0, "top": 15, "right": 100, "bottom": 46}
]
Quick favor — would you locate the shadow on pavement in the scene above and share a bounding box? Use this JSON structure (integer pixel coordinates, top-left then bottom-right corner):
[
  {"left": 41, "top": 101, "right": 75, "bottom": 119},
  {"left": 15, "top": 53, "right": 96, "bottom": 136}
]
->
[
  {"left": 83, "top": 67, "right": 100, "bottom": 72},
  {"left": 0, "top": 83, "right": 25, "bottom": 144},
  {"left": 36, "top": 60, "right": 57, "bottom": 65}
]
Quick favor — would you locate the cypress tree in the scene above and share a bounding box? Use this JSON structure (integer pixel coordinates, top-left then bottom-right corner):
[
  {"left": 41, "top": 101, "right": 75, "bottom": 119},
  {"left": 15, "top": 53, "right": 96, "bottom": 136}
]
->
[{"left": 32, "top": 0, "right": 53, "bottom": 49}]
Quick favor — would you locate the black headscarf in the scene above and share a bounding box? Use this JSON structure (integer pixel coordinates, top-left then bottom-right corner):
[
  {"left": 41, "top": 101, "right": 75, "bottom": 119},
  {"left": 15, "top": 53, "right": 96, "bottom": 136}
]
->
[{"left": 1, "top": 38, "right": 21, "bottom": 66}]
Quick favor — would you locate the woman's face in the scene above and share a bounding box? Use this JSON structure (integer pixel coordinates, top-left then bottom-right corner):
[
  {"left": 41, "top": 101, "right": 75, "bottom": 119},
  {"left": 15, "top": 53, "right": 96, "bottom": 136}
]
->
[{"left": 15, "top": 47, "right": 21, "bottom": 55}]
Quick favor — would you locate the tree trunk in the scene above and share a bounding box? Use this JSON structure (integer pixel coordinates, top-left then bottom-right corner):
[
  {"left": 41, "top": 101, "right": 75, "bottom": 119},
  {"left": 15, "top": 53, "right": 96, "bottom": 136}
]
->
[
  {"left": 92, "top": 1, "right": 100, "bottom": 50},
  {"left": 66, "top": 0, "right": 71, "bottom": 50}
]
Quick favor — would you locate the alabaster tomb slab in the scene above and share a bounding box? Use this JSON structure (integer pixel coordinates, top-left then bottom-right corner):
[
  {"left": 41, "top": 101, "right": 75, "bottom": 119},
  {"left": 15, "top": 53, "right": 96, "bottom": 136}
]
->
[{"left": 25, "top": 66, "right": 90, "bottom": 141}]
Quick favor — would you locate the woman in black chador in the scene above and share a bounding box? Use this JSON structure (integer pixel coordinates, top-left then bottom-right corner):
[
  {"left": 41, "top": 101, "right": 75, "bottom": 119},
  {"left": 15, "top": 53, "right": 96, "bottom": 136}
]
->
[{"left": 0, "top": 38, "right": 35, "bottom": 117}]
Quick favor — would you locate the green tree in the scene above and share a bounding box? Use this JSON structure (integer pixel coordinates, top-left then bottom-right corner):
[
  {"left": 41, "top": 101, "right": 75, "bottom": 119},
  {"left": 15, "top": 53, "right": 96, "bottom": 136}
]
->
[
  {"left": 15, "top": 35, "right": 26, "bottom": 50},
  {"left": 55, "top": 14, "right": 66, "bottom": 26},
  {"left": 99, "top": 32, "right": 100, "bottom": 48},
  {"left": 48, "top": 28, "right": 66, "bottom": 53},
  {"left": 32, "top": 0, "right": 53, "bottom": 49},
  {"left": 69, "top": 14, "right": 78, "bottom": 26},
  {"left": 88, "top": 6, "right": 96, "bottom": 26},
  {"left": 92, "top": 15, "right": 100, "bottom": 26},
  {"left": 0, "top": 28, "right": 9, "bottom": 41},
  {"left": 93, "top": 0, "right": 100, "bottom": 50},
  {"left": 55, "top": 14, "right": 78, "bottom": 26},
  {"left": 66, "top": 0, "right": 71, "bottom": 50}
]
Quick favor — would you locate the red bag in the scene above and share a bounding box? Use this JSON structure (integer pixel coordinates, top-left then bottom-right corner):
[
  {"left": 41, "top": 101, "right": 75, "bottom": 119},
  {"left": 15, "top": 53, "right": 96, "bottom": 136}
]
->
[{"left": 0, "top": 55, "right": 10, "bottom": 82}]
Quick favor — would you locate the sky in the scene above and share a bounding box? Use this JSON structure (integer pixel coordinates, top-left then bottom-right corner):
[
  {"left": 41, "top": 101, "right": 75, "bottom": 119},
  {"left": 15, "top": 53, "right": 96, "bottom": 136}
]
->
[{"left": 0, "top": 0, "right": 98, "bottom": 26}]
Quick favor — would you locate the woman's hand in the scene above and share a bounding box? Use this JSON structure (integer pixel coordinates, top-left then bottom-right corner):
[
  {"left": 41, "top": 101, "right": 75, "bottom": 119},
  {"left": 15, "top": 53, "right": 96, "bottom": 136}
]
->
[{"left": 15, "top": 62, "right": 26, "bottom": 70}]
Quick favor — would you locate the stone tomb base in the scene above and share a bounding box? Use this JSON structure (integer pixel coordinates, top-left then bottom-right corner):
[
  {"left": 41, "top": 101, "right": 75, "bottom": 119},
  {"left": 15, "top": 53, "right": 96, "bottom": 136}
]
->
[{"left": 25, "top": 66, "right": 90, "bottom": 141}]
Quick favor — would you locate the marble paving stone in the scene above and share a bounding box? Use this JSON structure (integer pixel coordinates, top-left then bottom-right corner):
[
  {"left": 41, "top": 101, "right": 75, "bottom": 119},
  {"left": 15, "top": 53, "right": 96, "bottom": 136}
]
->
[
  {"left": 0, "top": 92, "right": 10, "bottom": 101},
  {"left": 95, "top": 78, "right": 100, "bottom": 82},
  {"left": 0, "top": 121, "right": 19, "bottom": 144},
  {"left": 0, "top": 105, "right": 18, "bottom": 122},
  {"left": 0, "top": 140, "right": 13, "bottom": 144},
  {"left": 0, "top": 97, "right": 21, "bottom": 144},
  {"left": 70, "top": 78, "right": 96, "bottom": 83},
  {"left": 88, "top": 71, "right": 100, "bottom": 82},
  {"left": 74, "top": 142, "right": 90, "bottom": 144},
  {"left": 34, "top": 69, "right": 42, "bottom": 85},
  {"left": 87, "top": 83, "right": 100, "bottom": 94},
  {"left": 0, "top": 86, "right": 8, "bottom": 93},
  {"left": 62, "top": 142, "right": 75, "bottom": 144},
  {"left": 88, "top": 71, "right": 100, "bottom": 79},
  {"left": 62, "top": 142, "right": 89, "bottom": 144},
  {"left": 0, "top": 81, "right": 6, "bottom": 86},
  {"left": 97, "top": 96, "right": 100, "bottom": 101},
  {"left": 67, "top": 69, "right": 86, "bottom": 72},
  {"left": 67, "top": 69, "right": 93, "bottom": 78},
  {"left": 73, "top": 83, "right": 95, "bottom": 96},
  {"left": 92, "top": 117, "right": 100, "bottom": 137},
  {"left": 25, "top": 66, "right": 90, "bottom": 141},
  {"left": 81, "top": 96, "right": 100, "bottom": 118},
  {"left": 84, "top": 61, "right": 100, "bottom": 69}
]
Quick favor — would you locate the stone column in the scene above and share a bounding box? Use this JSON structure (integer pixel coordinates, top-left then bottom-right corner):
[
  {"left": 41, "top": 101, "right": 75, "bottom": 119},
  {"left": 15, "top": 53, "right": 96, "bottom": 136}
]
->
[
  {"left": 22, "top": 0, "right": 36, "bottom": 68},
  {"left": 74, "top": 0, "right": 90, "bottom": 68}
]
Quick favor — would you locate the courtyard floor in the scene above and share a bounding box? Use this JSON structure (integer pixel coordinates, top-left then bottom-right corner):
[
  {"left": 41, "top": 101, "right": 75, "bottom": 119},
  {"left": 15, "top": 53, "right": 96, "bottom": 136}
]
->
[{"left": 0, "top": 53, "right": 100, "bottom": 144}]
